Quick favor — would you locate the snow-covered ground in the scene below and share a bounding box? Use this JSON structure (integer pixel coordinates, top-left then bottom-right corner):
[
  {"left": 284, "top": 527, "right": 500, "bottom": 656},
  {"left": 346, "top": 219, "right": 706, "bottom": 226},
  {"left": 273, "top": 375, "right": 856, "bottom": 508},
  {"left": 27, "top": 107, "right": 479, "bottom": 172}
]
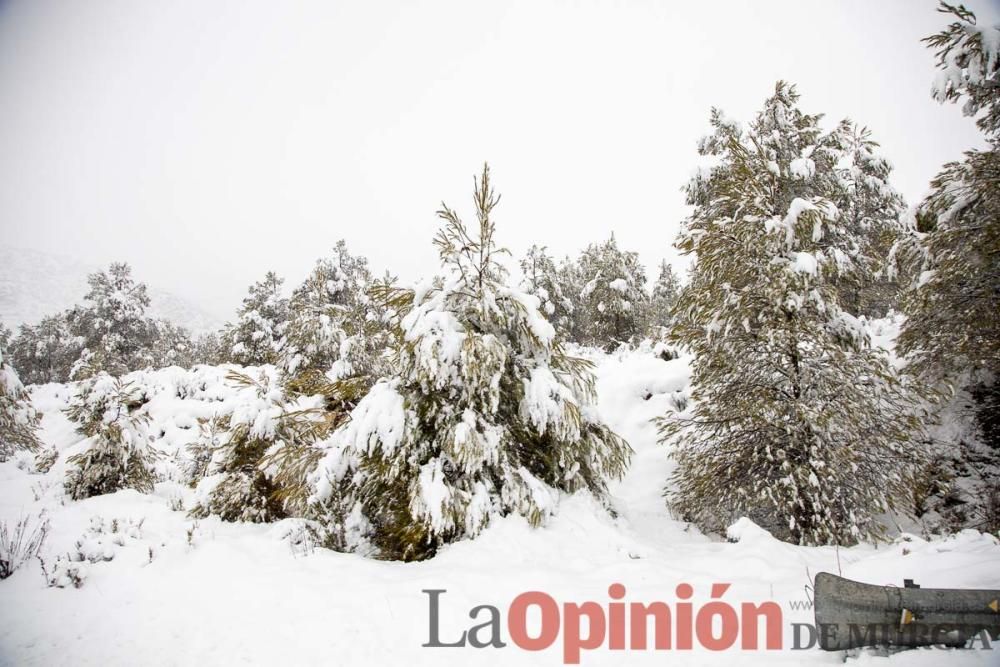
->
[{"left": 1, "top": 347, "right": 998, "bottom": 666}]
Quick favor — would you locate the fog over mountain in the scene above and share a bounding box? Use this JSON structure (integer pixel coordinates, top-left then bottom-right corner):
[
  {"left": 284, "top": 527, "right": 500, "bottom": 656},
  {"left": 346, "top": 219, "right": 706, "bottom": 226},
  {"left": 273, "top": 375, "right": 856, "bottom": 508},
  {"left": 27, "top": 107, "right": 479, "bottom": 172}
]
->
[{"left": 0, "top": 246, "right": 224, "bottom": 334}]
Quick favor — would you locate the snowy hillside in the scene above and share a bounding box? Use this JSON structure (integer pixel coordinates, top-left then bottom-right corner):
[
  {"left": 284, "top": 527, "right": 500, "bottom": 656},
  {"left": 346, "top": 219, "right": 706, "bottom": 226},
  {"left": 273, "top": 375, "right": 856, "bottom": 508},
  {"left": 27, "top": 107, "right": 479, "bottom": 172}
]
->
[
  {"left": 0, "top": 247, "right": 223, "bottom": 334},
  {"left": 1, "top": 348, "right": 997, "bottom": 666}
]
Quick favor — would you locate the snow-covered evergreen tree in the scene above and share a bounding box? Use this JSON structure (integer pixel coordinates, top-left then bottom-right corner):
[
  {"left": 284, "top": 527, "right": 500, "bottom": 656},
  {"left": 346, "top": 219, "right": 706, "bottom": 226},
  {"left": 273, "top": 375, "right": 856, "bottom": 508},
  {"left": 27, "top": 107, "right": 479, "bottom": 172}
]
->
[
  {"left": 648, "top": 260, "right": 681, "bottom": 328},
  {"left": 896, "top": 3, "right": 1000, "bottom": 532},
  {"left": 196, "top": 249, "right": 389, "bottom": 525},
  {"left": 191, "top": 332, "right": 224, "bottom": 367},
  {"left": 662, "top": 83, "right": 927, "bottom": 545},
  {"left": 149, "top": 320, "right": 196, "bottom": 369},
  {"left": 67, "top": 263, "right": 156, "bottom": 379},
  {"left": 900, "top": 1, "right": 999, "bottom": 401},
  {"left": 8, "top": 314, "right": 81, "bottom": 384},
  {"left": 64, "top": 373, "right": 156, "bottom": 499},
  {"left": 555, "top": 256, "right": 586, "bottom": 343},
  {"left": 222, "top": 272, "right": 289, "bottom": 366},
  {"left": 519, "top": 245, "right": 574, "bottom": 337},
  {"left": 190, "top": 368, "right": 329, "bottom": 522},
  {"left": 279, "top": 241, "right": 372, "bottom": 392},
  {"left": 0, "top": 344, "right": 41, "bottom": 461},
  {"left": 326, "top": 271, "right": 396, "bottom": 388},
  {"left": 829, "top": 121, "right": 908, "bottom": 317},
  {"left": 576, "top": 236, "right": 649, "bottom": 350},
  {"left": 310, "top": 165, "right": 631, "bottom": 560}
]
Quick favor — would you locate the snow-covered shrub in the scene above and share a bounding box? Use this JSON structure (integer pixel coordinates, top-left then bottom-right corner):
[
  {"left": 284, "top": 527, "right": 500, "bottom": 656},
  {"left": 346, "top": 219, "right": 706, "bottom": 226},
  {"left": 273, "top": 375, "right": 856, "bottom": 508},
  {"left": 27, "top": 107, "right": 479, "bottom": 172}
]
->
[
  {"left": 183, "top": 419, "right": 220, "bottom": 486},
  {"left": 63, "top": 373, "right": 157, "bottom": 500},
  {"left": 45, "top": 559, "right": 88, "bottom": 589},
  {"left": 311, "top": 165, "right": 631, "bottom": 560},
  {"left": 0, "top": 514, "right": 49, "bottom": 580},
  {"left": 33, "top": 447, "right": 59, "bottom": 474},
  {"left": 0, "top": 345, "right": 41, "bottom": 461},
  {"left": 190, "top": 369, "right": 330, "bottom": 522},
  {"left": 661, "top": 84, "right": 928, "bottom": 546},
  {"left": 43, "top": 517, "right": 143, "bottom": 588}
]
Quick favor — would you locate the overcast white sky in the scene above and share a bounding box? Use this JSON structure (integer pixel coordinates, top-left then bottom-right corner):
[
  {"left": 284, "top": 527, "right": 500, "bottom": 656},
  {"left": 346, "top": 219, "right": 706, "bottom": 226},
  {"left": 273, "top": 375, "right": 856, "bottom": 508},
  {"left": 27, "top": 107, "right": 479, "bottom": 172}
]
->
[{"left": 0, "top": 0, "right": 994, "bottom": 320}]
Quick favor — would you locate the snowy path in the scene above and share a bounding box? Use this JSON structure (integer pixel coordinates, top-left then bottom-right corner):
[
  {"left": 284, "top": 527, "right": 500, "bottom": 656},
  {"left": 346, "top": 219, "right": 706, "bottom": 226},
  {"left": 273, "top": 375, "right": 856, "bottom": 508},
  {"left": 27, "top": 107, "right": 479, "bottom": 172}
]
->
[{"left": 1, "top": 353, "right": 999, "bottom": 666}]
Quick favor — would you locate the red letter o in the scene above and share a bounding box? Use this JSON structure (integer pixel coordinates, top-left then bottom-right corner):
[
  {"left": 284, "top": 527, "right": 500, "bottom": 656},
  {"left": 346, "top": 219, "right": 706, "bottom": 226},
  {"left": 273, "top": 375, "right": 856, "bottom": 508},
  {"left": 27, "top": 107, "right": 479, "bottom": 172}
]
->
[{"left": 508, "top": 592, "right": 560, "bottom": 650}]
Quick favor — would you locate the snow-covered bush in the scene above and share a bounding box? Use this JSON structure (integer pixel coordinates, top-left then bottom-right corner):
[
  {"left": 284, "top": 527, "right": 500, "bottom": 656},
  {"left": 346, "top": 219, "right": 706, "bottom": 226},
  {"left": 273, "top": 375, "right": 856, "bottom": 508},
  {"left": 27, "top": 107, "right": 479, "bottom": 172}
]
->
[
  {"left": 0, "top": 345, "right": 41, "bottom": 461},
  {"left": 662, "top": 83, "right": 928, "bottom": 546},
  {"left": 0, "top": 514, "right": 49, "bottom": 580},
  {"left": 43, "top": 517, "right": 143, "bottom": 588},
  {"left": 64, "top": 373, "right": 157, "bottom": 500},
  {"left": 190, "top": 369, "right": 330, "bottom": 522},
  {"left": 311, "top": 165, "right": 631, "bottom": 560},
  {"left": 33, "top": 447, "right": 58, "bottom": 474}
]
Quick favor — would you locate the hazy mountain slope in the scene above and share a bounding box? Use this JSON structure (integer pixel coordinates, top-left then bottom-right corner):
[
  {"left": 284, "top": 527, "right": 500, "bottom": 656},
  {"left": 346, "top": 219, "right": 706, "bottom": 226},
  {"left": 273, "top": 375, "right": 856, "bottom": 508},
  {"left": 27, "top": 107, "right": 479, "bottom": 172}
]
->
[{"left": 0, "top": 247, "right": 223, "bottom": 334}]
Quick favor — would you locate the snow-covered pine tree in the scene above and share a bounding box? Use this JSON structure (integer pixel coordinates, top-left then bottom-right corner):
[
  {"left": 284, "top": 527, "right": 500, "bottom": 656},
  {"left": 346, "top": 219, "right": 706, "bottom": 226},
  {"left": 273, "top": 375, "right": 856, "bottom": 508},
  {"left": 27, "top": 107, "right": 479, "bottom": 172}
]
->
[
  {"left": 259, "top": 273, "right": 401, "bottom": 529},
  {"left": 0, "top": 343, "right": 41, "bottom": 461},
  {"left": 279, "top": 241, "right": 372, "bottom": 393},
  {"left": 67, "top": 263, "right": 157, "bottom": 379},
  {"left": 556, "top": 256, "right": 586, "bottom": 343},
  {"left": 576, "top": 235, "right": 649, "bottom": 350},
  {"left": 661, "top": 83, "right": 927, "bottom": 546},
  {"left": 900, "top": 1, "right": 1000, "bottom": 411},
  {"left": 221, "top": 271, "right": 289, "bottom": 366},
  {"left": 64, "top": 373, "right": 156, "bottom": 499},
  {"left": 828, "top": 121, "right": 909, "bottom": 317},
  {"left": 191, "top": 332, "right": 224, "bottom": 367},
  {"left": 149, "top": 320, "right": 196, "bottom": 369},
  {"left": 7, "top": 314, "right": 80, "bottom": 384},
  {"left": 310, "top": 165, "right": 631, "bottom": 560},
  {"left": 896, "top": 2, "right": 1000, "bottom": 531},
  {"left": 519, "top": 245, "right": 574, "bottom": 337},
  {"left": 190, "top": 368, "right": 330, "bottom": 522},
  {"left": 648, "top": 260, "right": 681, "bottom": 329}
]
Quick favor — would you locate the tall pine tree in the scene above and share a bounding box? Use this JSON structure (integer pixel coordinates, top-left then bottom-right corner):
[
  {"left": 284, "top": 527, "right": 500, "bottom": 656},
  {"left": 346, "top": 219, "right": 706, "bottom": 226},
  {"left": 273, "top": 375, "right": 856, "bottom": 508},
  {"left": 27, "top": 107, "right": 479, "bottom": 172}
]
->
[
  {"left": 310, "top": 165, "right": 631, "bottom": 560},
  {"left": 896, "top": 2, "right": 1000, "bottom": 531},
  {"left": 222, "top": 272, "right": 289, "bottom": 366},
  {"left": 67, "top": 263, "right": 157, "bottom": 379},
  {"left": 662, "top": 83, "right": 926, "bottom": 545},
  {"left": 576, "top": 235, "right": 649, "bottom": 350},
  {"left": 648, "top": 260, "right": 682, "bottom": 329},
  {"left": 519, "top": 245, "right": 575, "bottom": 338}
]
